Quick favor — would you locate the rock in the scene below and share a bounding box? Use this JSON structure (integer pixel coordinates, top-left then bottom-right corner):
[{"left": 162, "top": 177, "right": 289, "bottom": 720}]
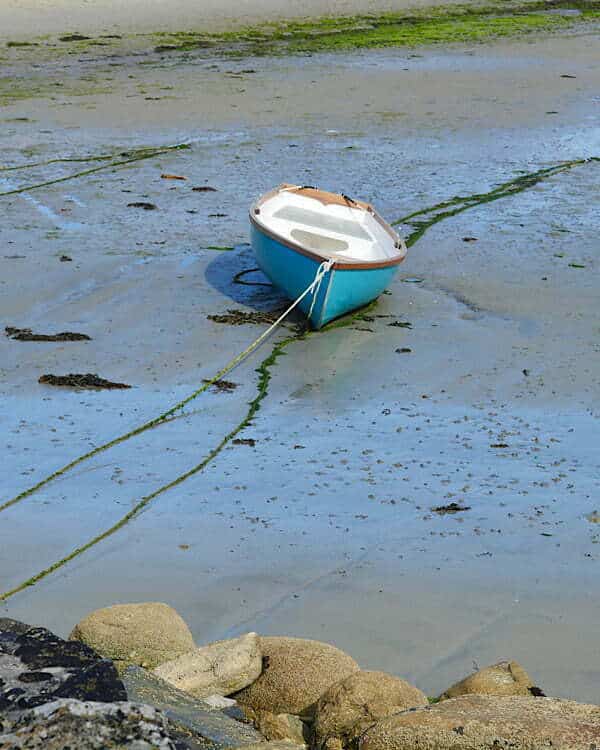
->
[
  {"left": 238, "top": 743, "right": 305, "bottom": 750},
  {"left": 439, "top": 660, "right": 537, "bottom": 699},
  {"left": 243, "top": 706, "right": 309, "bottom": 744},
  {"left": 122, "top": 665, "right": 264, "bottom": 746},
  {"left": 0, "top": 621, "right": 126, "bottom": 712},
  {"left": 0, "top": 698, "right": 188, "bottom": 749},
  {"left": 233, "top": 637, "right": 359, "bottom": 718},
  {"left": 359, "top": 695, "right": 600, "bottom": 750},
  {"left": 69, "top": 602, "right": 196, "bottom": 670},
  {"left": 314, "top": 670, "right": 428, "bottom": 750},
  {"left": 154, "top": 633, "right": 262, "bottom": 698},
  {"left": 0, "top": 619, "right": 32, "bottom": 636},
  {"left": 203, "top": 695, "right": 238, "bottom": 710}
]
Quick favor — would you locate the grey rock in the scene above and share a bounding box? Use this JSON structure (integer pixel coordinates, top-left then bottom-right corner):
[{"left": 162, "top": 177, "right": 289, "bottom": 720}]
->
[
  {"left": 0, "top": 620, "right": 32, "bottom": 637},
  {"left": 123, "top": 665, "right": 264, "bottom": 747},
  {"left": 0, "top": 698, "right": 184, "bottom": 749}
]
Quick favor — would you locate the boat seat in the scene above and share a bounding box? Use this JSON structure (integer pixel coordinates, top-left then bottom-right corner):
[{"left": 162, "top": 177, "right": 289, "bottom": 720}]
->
[
  {"left": 273, "top": 206, "right": 371, "bottom": 241},
  {"left": 290, "top": 228, "right": 349, "bottom": 254}
]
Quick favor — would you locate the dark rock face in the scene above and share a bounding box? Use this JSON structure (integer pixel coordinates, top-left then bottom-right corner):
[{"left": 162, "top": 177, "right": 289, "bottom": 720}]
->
[
  {"left": 0, "top": 622, "right": 126, "bottom": 712},
  {"left": 0, "top": 620, "right": 259, "bottom": 750}
]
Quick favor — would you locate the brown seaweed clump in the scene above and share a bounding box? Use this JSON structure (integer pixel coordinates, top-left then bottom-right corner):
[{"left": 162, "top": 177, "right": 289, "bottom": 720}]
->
[
  {"left": 6, "top": 327, "right": 91, "bottom": 342},
  {"left": 203, "top": 378, "right": 238, "bottom": 393},
  {"left": 207, "top": 309, "right": 282, "bottom": 326},
  {"left": 39, "top": 373, "right": 131, "bottom": 389},
  {"left": 431, "top": 502, "right": 471, "bottom": 515}
]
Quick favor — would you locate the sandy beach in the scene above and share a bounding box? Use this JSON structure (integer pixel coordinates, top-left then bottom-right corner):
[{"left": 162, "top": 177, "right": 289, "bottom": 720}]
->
[{"left": 1, "top": 1, "right": 599, "bottom": 707}]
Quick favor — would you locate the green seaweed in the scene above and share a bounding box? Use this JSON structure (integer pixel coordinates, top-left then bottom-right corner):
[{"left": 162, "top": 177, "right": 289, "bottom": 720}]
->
[
  {"left": 0, "top": 144, "right": 190, "bottom": 198},
  {"left": 393, "top": 157, "right": 600, "bottom": 248},
  {"left": 4, "top": 0, "right": 599, "bottom": 69},
  {"left": 0, "top": 333, "right": 295, "bottom": 602},
  {"left": 1, "top": 154, "right": 598, "bottom": 601},
  {"left": 146, "top": 0, "right": 600, "bottom": 56},
  {"left": 0, "top": 145, "right": 185, "bottom": 173}
]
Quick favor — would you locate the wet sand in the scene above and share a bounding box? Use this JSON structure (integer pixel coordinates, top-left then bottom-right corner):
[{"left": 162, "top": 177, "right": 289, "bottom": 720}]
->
[{"left": 1, "top": 24, "right": 599, "bottom": 703}]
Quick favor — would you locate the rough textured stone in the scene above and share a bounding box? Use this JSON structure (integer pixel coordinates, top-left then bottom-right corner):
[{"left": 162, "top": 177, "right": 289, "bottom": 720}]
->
[
  {"left": 243, "top": 706, "right": 309, "bottom": 744},
  {"left": 233, "top": 637, "right": 359, "bottom": 718},
  {"left": 154, "top": 633, "right": 262, "bottom": 698},
  {"left": 0, "top": 622, "right": 126, "bottom": 712},
  {"left": 0, "top": 699, "right": 185, "bottom": 749},
  {"left": 439, "top": 660, "right": 537, "bottom": 700},
  {"left": 122, "top": 665, "right": 263, "bottom": 746},
  {"left": 238, "top": 743, "right": 305, "bottom": 750},
  {"left": 359, "top": 695, "right": 600, "bottom": 750},
  {"left": 314, "top": 670, "right": 428, "bottom": 750},
  {"left": 69, "top": 602, "right": 196, "bottom": 670}
]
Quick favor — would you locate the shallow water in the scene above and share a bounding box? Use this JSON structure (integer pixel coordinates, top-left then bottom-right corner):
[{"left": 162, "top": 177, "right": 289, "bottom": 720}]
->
[{"left": 1, "top": 36, "right": 599, "bottom": 701}]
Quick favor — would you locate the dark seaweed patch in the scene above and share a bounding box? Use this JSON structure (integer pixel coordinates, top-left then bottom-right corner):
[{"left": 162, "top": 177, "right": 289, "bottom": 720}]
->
[
  {"left": 207, "top": 308, "right": 282, "bottom": 325},
  {"left": 6, "top": 327, "right": 90, "bottom": 342},
  {"left": 203, "top": 378, "right": 238, "bottom": 393},
  {"left": 38, "top": 374, "right": 131, "bottom": 389},
  {"left": 232, "top": 438, "right": 256, "bottom": 447},
  {"left": 127, "top": 202, "right": 157, "bottom": 210},
  {"left": 59, "top": 34, "right": 91, "bottom": 42},
  {"left": 431, "top": 502, "right": 471, "bottom": 515}
]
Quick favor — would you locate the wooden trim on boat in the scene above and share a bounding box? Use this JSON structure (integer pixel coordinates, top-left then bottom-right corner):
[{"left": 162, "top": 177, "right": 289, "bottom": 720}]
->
[
  {"left": 250, "top": 185, "right": 406, "bottom": 271},
  {"left": 280, "top": 184, "right": 372, "bottom": 210}
]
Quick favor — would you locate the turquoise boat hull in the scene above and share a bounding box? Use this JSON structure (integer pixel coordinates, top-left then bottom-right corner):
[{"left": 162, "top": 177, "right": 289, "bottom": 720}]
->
[{"left": 251, "top": 223, "right": 400, "bottom": 329}]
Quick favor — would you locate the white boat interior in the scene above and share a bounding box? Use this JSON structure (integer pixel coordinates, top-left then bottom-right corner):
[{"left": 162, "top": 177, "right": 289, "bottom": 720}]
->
[{"left": 256, "top": 188, "right": 405, "bottom": 264}]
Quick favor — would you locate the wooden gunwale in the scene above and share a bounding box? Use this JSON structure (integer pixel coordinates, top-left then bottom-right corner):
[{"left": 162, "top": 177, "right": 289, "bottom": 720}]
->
[{"left": 250, "top": 184, "right": 406, "bottom": 271}]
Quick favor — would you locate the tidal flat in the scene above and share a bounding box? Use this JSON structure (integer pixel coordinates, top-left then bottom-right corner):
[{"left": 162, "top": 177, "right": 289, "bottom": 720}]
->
[{"left": 0, "top": 2, "right": 599, "bottom": 705}]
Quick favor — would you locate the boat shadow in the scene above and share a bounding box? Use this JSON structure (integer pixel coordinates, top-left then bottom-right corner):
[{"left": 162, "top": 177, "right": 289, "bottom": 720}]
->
[{"left": 204, "top": 242, "right": 291, "bottom": 313}]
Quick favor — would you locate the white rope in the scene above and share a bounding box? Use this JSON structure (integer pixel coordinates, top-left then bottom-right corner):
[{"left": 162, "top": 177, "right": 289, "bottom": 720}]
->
[
  {"left": 218, "top": 257, "right": 335, "bottom": 379},
  {"left": 307, "top": 259, "right": 334, "bottom": 321}
]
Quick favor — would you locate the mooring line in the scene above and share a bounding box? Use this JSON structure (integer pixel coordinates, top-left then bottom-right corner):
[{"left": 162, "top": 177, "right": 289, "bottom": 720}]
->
[
  {"left": 0, "top": 144, "right": 190, "bottom": 198},
  {"left": 0, "top": 334, "right": 296, "bottom": 603},
  {"left": 0, "top": 145, "right": 183, "bottom": 173},
  {"left": 1, "top": 156, "right": 598, "bottom": 601},
  {"left": 393, "top": 157, "right": 599, "bottom": 245},
  {"left": 0, "top": 260, "right": 333, "bottom": 517}
]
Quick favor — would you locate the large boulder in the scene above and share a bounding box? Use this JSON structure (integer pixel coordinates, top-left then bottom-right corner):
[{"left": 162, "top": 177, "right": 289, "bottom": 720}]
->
[
  {"left": 314, "top": 670, "right": 428, "bottom": 750},
  {"left": 439, "top": 660, "right": 537, "bottom": 700},
  {"left": 69, "top": 602, "right": 195, "bottom": 670},
  {"left": 233, "top": 637, "right": 359, "bottom": 718},
  {"left": 359, "top": 695, "right": 600, "bottom": 750},
  {"left": 154, "top": 632, "right": 262, "bottom": 698}
]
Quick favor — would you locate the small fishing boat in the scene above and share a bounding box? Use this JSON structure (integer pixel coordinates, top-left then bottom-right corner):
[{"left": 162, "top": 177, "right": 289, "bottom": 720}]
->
[{"left": 250, "top": 184, "right": 407, "bottom": 329}]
